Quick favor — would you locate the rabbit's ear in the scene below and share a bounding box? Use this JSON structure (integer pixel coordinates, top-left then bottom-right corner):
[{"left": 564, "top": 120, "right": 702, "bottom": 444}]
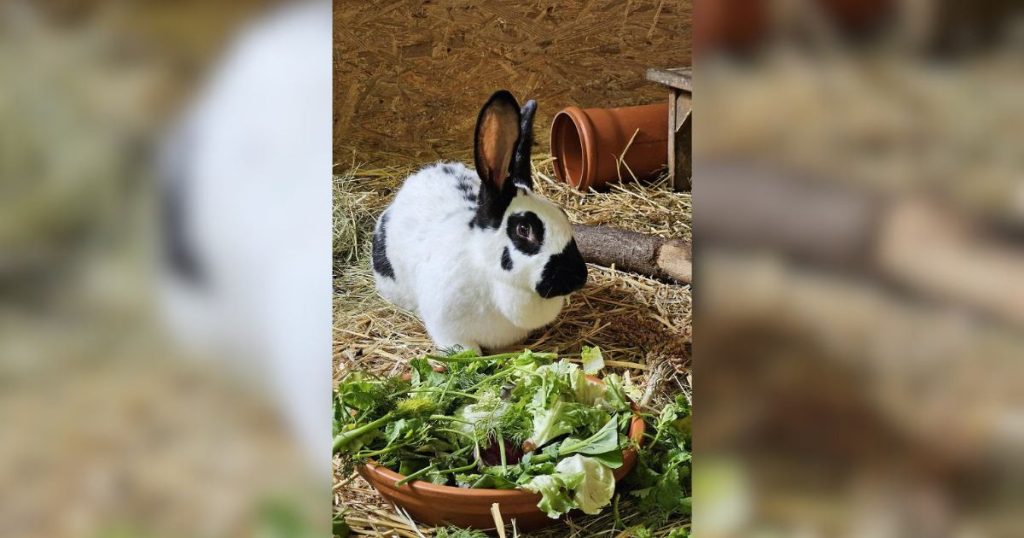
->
[
  {"left": 474, "top": 91, "right": 521, "bottom": 191},
  {"left": 510, "top": 99, "right": 536, "bottom": 190}
]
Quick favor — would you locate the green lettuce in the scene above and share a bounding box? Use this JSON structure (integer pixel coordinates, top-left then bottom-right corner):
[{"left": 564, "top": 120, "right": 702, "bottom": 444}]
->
[
  {"left": 557, "top": 416, "right": 620, "bottom": 457},
  {"left": 570, "top": 366, "right": 607, "bottom": 405},
  {"left": 522, "top": 455, "right": 615, "bottom": 518},
  {"left": 581, "top": 345, "right": 605, "bottom": 374},
  {"left": 559, "top": 455, "right": 615, "bottom": 515},
  {"left": 522, "top": 474, "right": 579, "bottom": 518},
  {"left": 527, "top": 398, "right": 576, "bottom": 448}
]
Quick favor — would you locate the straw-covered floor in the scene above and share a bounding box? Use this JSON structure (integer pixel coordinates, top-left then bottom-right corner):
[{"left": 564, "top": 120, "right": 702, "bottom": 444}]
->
[{"left": 334, "top": 153, "right": 691, "bottom": 537}]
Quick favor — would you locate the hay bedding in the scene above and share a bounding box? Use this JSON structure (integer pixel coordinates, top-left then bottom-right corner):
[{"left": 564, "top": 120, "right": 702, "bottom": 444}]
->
[{"left": 334, "top": 154, "right": 691, "bottom": 536}]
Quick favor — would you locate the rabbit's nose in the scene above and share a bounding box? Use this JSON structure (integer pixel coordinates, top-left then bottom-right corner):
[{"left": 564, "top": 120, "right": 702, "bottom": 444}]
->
[{"left": 535, "top": 239, "right": 588, "bottom": 298}]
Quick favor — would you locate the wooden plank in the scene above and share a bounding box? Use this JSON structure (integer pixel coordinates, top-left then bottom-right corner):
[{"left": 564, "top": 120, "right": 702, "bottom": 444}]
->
[
  {"left": 675, "top": 109, "right": 692, "bottom": 191},
  {"left": 646, "top": 67, "right": 692, "bottom": 92},
  {"left": 674, "top": 91, "right": 692, "bottom": 129},
  {"left": 667, "top": 89, "right": 692, "bottom": 191},
  {"left": 647, "top": 67, "right": 692, "bottom": 191},
  {"left": 668, "top": 90, "right": 677, "bottom": 189}
]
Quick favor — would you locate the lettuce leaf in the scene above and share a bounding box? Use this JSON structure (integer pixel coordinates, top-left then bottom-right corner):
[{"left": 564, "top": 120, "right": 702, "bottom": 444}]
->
[
  {"left": 557, "top": 455, "right": 615, "bottom": 515},
  {"left": 527, "top": 398, "right": 576, "bottom": 448},
  {"left": 599, "top": 373, "right": 637, "bottom": 412},
  {"left": 570, "top": 367, "right": 607, "bottom": 405},
  {"left": 557, "top": 416, "right": 620, "bottom": 456},
  {"left": 586, "top": 447, "right": 624, "bottom": 469},
  {"left": 581, "top": 345, "right": 605, "bottom": 374},
  {"left": 523, "top": 455, "right": 615, "bottom": 518},
  {"left": 522, "top": 474, "right": 579, "bottom": 518}
]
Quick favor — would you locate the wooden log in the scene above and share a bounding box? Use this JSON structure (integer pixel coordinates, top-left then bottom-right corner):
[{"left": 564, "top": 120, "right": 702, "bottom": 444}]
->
[
  {"left": 699, "top": 161, "right": 1024, "bottom": 327},
  {"left": 572, "top": 224, "right": 691, "bottom": 284}
]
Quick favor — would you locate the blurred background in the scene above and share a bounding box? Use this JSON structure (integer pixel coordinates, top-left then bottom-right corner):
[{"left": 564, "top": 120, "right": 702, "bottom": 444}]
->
[
  {"left": 1, "top": 1, "right": 330, "bottom": 536},
  {"left": 693, "top": 0, "right": 1024, "bottom": 536},
  {"left": 8, "top": 0, "right": 1024, "bottom": 536}
]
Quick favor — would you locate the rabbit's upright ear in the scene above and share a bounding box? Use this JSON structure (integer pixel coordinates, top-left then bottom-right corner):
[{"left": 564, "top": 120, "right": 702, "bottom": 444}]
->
[
  {"left": 510, "top": 99, "right": 536, "bottom": 190},
  {"left": 474, "top": 90, "right": 522, "bottom": 191}
]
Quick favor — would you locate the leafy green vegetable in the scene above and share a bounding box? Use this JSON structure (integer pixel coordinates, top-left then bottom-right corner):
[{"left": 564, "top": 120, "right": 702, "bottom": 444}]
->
[
  {"left": 581, "top": 345, "right": 605, "bottom": 374},
  {"left": 629, "top": 526, "right": 654, "bottom": 538},
  {"left": 527, "top": 398, "right": 576, "bottom": 448},
  {"left": 522, "top": 454, "right": 615, "bottom": 518},
  {"left": 666, "top": 526, "right": 690, "bottom": 538},
  {"left": 600, "top": 373, "right": 639, "bottom": 411},
  {"left": 557, "top": 455, "right": 616, "bottom": 515},
  {"left": 585, "top": 447, "right": 625, "bottom": 469},
  {"left": 333, "top": 347, "right": 691, "bottom": 526},
  {"left": 571, "top": 367, "right": 609, "bottom": 406},
  {"left": 556, "top": 416, "right": 621, "bottom": 457},
  {"left": 522, "top": 473, "right": 580, "bottom": 518},
  {"left": 332, "top": 396, "right": 438, "bottom": 452},
  {"left": 623, "top": 394, "right": 692, "bottom": 523}
]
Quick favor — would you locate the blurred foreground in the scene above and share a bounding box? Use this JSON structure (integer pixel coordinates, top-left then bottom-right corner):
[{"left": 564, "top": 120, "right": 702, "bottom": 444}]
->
[
  {"left": 695, "top": 1, "right": 1024, "bottom": 537},
  {"left": 1, "top": 1, "right": 330, "bottom": 536}
]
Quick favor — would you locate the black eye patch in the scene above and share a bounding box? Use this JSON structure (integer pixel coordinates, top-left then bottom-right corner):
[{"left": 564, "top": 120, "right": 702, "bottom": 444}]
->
[{"left": 506, "top": 211, "right": 544, "bottom": 255}]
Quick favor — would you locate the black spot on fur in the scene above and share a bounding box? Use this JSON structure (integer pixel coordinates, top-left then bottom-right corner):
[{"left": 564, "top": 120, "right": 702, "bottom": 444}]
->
[
  {"left": 501, "top": 247, "right": 513, "bottom": 271},
  {"left": 372, "top": 212, "right": 395, "bottom": 279},
  {"left": 440, "top": 163, "right": 457, "bottom": 175},
  {"left": 160, "top": 166, "right": 204, "bottom": 285},
  {"left": 506, "top": 211, "right": 544, "bottom": 255},
  {"left": 536, "top": 239, "right": 587, "bottom": 298},
  {"left": 455, "top": 175, "right": 477, "bottom": 203}
]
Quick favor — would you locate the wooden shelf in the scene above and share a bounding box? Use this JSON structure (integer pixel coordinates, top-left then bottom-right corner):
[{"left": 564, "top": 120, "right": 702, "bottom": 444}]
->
[
  {"left": 646, "top": 67, "right": 692, "bottom": 191},
  {"left": 645, "top": 67, "right": 693, "bottom": 92}
]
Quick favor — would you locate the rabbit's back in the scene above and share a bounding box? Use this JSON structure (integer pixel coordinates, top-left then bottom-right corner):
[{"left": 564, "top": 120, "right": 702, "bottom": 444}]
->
[{"left": 373, "top": 162, "right": 481, "bottom": 310}]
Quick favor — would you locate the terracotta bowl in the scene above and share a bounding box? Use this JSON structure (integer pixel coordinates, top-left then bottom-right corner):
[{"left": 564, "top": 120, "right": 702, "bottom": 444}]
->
[
  {"left": 360, "top": 414, "right": 643, "bottom": 528},
  {"left": 359, "top": 409, "right": 645, "bottom": 530}
]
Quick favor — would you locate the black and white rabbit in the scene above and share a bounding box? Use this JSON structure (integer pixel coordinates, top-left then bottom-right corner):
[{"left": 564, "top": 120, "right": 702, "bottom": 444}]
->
[
  {"left": 372, "top": 91, "right": 588, "bottom": 352},
  {"left": 159, "top": 1, "right": 331, "bottom": 462}
]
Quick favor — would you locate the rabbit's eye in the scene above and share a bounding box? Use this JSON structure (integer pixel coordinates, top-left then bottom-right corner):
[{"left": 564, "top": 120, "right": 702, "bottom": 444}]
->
[
  {"left": 516, "top": 222, "right": 533, "bottom": 241},
  {"left": 506, "top": 211, "right": 544, "bottom": 254}
]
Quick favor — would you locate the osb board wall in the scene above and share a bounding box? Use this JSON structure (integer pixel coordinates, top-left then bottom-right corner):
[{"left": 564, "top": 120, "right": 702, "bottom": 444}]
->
[{"left": 334, "top": 0, "right": 692, "bottom": 162}]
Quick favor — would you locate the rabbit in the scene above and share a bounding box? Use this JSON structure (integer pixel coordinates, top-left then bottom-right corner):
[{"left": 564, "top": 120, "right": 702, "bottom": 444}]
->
[
  {"left": 158, "top": 0, "right": 331, "bottom": 465},
  {"left": 372, "top": 90, "right": 588, "bottom": 352}
]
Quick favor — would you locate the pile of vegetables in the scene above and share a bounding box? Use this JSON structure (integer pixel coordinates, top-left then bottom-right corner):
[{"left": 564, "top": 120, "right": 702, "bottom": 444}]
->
[{"left": 334, "top": 347, "right": 690, "bottom": 526}]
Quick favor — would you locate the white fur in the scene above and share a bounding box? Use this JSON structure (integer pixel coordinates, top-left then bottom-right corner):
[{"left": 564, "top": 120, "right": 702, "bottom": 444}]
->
[
  {"left": 374, "top": 162, "right": 575, "bottom": 351},
  {"left": 158, "top": 1, "right": 331, "bottom": 464}
]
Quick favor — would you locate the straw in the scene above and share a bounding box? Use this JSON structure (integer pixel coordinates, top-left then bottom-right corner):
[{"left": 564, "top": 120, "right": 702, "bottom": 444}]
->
[{"left": 333, "top": 153, "right": 691, "bottom": 536}]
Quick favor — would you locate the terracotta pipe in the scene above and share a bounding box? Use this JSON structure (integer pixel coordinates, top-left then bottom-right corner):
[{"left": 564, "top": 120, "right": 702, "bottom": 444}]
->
[{"left": 550, "top": 103, "right": 668, "bottom": 191}]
